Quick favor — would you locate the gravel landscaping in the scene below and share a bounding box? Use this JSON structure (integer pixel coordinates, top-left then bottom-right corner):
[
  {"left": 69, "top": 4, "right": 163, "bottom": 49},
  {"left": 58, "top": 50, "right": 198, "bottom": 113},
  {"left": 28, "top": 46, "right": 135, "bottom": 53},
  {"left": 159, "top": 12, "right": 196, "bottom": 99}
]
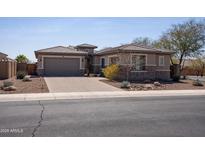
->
[
  {"left": 0, "top": 76, "right": 49, "bottom": 94},
  {"left": 101, "top": 79, "right": 205, "bottom": 91}
]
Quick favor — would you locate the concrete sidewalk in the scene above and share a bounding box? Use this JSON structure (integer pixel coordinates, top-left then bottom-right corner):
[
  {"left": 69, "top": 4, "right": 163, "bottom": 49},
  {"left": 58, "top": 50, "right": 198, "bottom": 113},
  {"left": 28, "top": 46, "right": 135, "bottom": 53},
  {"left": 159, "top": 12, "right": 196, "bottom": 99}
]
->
[{"left": 0, "top": 90, "right": 205, "bottom": 102}]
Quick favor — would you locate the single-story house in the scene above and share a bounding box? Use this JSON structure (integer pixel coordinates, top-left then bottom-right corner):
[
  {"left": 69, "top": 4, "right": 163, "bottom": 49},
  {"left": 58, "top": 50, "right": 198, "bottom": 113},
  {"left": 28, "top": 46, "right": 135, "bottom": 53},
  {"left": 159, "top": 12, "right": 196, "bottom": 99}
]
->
[
  {"left": 0, "top": 52, "right": 8, "bottom": 60},
  {"left": 35, "top": 43, "right": 174, "bottom": 80},
  {"left": 0, "top": 52, "right": 17, "bottom": 79}
]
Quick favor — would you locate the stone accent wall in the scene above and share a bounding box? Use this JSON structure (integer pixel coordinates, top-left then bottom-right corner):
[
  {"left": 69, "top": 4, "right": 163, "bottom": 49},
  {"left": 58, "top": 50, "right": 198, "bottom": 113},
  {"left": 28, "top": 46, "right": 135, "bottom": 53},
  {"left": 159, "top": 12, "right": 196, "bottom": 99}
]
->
[
  {"left": 156, "top": 71, "right": 170, "bottom": 80},
  {"left": 116, "top": 65, "right": 170, "bottom": 81},
  {"left": 116, "top": 70, "right": 156, "bottom": 81}
]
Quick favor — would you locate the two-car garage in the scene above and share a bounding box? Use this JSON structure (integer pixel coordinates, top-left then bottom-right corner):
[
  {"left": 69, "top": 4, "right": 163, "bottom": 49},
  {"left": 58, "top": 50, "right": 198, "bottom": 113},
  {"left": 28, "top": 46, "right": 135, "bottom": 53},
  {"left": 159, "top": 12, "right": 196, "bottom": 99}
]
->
[
  {"left": 35, "top": 46, "right": 87, "bottom": 77},
  {"left": 44, "top": 57, "right": 83, "bottom": 76}
]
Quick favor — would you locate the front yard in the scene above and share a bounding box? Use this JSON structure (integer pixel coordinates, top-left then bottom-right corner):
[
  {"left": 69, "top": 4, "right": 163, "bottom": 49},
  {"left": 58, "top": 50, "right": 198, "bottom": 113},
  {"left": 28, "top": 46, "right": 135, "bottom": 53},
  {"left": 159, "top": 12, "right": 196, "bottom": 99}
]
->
[
  {"left": 0, "top": 76, "right": 49, "bottom": 94},
  {"left": 101, "top": 79, "right": 205, "bottom": 91},
  {"left": 1, "top": 75, "right": 205, "bottom": 94}
]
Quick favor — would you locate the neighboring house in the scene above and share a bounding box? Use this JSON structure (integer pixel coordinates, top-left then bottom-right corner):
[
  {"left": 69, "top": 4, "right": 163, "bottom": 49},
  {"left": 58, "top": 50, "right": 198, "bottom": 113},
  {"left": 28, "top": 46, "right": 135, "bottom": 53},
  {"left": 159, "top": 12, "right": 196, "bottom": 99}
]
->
[
  {"left": 0, "top": 52, "right": 17, "bottom": 79},
  {"left": 35, "top": 43, "right": 174, "bottom": 80},
  {"left": 0, "top": 52, "right": 8, "bottom": 60}
]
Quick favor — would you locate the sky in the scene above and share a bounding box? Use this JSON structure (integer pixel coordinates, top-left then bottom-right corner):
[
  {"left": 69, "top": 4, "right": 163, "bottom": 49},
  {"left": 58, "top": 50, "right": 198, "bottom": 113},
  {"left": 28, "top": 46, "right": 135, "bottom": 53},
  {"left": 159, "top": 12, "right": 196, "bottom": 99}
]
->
[{"left": 0, "top": 17, "right": 204, "bottom": 61}]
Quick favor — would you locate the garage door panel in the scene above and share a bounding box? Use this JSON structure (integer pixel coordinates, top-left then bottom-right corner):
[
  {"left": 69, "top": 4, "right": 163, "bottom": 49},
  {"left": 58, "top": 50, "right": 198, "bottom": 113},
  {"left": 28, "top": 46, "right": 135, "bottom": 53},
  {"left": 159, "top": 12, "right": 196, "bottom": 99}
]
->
[{"left": 44, "top": 57, "right": 82, "bottom": 76}]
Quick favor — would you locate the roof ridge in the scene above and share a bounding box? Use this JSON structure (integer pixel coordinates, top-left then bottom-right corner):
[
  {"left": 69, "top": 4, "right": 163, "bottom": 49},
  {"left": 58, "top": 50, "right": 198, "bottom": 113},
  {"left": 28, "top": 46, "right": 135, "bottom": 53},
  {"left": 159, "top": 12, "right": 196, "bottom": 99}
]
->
[
  {"left": 97, "top": 43, "right": 174, "bottom": 55},
  {"left": 108, "top": 43, "right": 155, "bottom": 51},
  {"left": 0, "top": 52, "right": 8, "bottom": 56},
  {"left": 35, "top": 46, "right": 67, "bottom": 52},
  {"left": 76, "top": 43, "right": 97, "bottom": 48},
  {"left": 129, "top": 43, "right": 157, "bottom": 50},
  {"left": 130, "top": 43, "right": 173, "bottom": 52},
  {"left": 35, "top": 46, "right": 88, "bottom": 54}
]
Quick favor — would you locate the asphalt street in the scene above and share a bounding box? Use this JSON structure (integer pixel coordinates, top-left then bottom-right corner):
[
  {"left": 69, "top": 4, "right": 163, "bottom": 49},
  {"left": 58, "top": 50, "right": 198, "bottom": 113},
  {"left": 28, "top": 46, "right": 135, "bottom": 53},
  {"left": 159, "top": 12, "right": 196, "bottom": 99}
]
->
[{"left": 0, "top": 95, "right": 205, "bottom": 137}]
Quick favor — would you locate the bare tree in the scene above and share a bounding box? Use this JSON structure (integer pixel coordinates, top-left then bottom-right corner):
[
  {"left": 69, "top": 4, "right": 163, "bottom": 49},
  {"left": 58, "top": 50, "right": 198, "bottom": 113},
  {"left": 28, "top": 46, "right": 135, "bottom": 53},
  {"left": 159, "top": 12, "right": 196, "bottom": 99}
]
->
[
  {"left": 191, "top": 57, "right": 205, "bottom": 77},
  {"left": 155, "top": 20, "right": 205, "bottom": 70},
  {"left": 132, "top": 37, "right": 155, "bottom": 46}
]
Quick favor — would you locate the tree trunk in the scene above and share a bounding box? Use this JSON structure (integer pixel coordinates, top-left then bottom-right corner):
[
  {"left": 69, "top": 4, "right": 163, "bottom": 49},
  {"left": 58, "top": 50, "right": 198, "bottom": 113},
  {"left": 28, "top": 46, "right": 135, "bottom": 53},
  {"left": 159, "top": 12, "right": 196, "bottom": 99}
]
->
[
  {"left": 172, "top": 64, "right": 181, "bottom": 81},
  {"left": 170, "top": 56, "right": 174, "bottom": 65}
]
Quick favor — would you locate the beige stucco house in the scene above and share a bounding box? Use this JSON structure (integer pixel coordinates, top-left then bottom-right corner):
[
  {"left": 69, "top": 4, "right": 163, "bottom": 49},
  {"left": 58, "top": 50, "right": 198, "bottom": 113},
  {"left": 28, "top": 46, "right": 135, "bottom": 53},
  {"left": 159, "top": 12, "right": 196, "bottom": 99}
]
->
[
  {"left": 35, "top": 43, "right": 174, "bottom": 80},
  {"left": 0, "top": 52, "right": 17, "bottom": 79},
  {"left": 0, "top": 52, "right": 8, "bottom": 60}
]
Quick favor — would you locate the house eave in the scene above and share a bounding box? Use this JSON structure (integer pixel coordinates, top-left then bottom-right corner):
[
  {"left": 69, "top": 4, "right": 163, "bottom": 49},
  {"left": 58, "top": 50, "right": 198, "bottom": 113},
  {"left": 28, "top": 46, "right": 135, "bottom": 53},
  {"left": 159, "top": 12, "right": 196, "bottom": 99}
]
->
[
  {"left": 95, "top": 49, "right": 175, "bottom": 56},
  {"left": 35, "top": 52, "right": 88, "bottom": 57}
]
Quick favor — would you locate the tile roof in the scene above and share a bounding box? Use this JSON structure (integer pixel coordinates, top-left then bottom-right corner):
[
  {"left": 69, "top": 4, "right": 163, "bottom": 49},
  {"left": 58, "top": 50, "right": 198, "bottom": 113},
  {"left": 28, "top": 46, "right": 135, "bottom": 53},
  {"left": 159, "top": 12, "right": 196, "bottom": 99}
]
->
[
  {"left": 76, "top": 43, "right": 97, "bottom": 48},
  {"left": 0, "top": 52, "right": 16, "bottom": 61},
  {"left": 0, "top": 52, "right": 8, "bottom": 57},
  {"left": 96, "top": 43, "right": 175, "bottom": 55},
  {"left": 35, "top": 46, "right": 88, "bottom": 57}
]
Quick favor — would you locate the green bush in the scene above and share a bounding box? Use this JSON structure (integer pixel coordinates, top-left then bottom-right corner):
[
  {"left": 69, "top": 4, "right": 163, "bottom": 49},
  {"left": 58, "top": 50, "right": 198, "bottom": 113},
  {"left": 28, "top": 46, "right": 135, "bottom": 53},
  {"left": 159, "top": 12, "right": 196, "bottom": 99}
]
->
[
  {"left": 17, "top": 71, "right": 27, "bottom": 79},
  {"left": 102, "top": 64, "right": 119, "bottom": 80},
  {"left": 100, "top": 71, "right": 105, "bottom": 77}
]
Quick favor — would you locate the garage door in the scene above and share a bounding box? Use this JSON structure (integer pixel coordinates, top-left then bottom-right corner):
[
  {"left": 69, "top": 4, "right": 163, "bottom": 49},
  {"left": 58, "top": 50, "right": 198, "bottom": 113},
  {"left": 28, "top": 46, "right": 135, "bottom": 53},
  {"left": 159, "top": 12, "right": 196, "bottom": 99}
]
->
[{"left": 44, "top": 57, "right": 82, "bottom": 76}]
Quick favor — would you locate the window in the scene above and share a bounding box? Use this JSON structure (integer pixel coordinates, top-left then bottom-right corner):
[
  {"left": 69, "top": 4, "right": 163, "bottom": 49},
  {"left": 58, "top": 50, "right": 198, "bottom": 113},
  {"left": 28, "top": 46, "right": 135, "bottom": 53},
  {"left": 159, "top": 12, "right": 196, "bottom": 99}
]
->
[
  {"left": 101, "top": 58, "right": 105, "bottom": 68},
  {"left": 109, "top": 57, "right": 119, "bottom": 65},
  {"left": 86, "top": 49, "right": 90, "bottom": 52},
  {"left": 132, "top": 55, "right": 146, "bottom": 71},
  {"left": 159, "top": 56, "right": 165, "bottom": 66}
]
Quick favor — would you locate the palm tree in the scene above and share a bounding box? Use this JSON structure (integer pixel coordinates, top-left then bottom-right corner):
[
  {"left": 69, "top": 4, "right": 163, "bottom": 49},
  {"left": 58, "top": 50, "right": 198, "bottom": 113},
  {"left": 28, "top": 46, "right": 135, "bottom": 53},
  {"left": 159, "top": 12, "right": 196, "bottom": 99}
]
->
[{"left": 15, "top": 54, "right": 29, "bottom": 63}]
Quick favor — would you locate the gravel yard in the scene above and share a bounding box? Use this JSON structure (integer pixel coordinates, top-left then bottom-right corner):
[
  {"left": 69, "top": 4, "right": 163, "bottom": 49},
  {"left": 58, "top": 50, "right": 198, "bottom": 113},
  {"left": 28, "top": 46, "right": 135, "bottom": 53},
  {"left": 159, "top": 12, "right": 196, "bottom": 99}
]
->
[
  {"left": 0, "top": 76, "right": 49, "bottom": 94},
  {"left": 101, "top": 79, "right": 205, "bottom": 91}
]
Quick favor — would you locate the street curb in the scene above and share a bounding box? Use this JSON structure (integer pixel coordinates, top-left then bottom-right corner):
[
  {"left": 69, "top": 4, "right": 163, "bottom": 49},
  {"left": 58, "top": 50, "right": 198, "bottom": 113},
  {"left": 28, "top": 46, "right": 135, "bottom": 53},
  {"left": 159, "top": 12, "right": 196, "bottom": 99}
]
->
[{"left": 0, "top": 90, "right": 205, "bottom": 102}]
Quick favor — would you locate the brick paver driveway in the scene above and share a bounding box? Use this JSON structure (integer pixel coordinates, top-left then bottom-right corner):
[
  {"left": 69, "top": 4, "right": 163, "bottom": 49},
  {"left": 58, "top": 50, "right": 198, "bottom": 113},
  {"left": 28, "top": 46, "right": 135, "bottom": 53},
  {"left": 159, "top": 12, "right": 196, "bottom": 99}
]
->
[{"left": 44, "top": 77, "right": 122, "bottom": 92}]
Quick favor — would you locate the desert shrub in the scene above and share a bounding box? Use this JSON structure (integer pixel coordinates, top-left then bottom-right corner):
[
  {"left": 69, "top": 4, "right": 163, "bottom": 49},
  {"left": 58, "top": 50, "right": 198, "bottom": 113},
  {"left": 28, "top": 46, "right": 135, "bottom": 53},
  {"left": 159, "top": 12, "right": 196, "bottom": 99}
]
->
[
  {"left": 154, "top": 81, "right": 161, "bottom": 86},
  {"left": 121, "top": 81, "right": 131, "bottom": 88},
  {"left": 17, "top": 71, "right": 27, "bottom": 79},
  {"left": 3, "top": 81, "right": 14, "bottom": 87},
  {"left": 102, "top": 64, "right": 119, "bottom": 80},
  {"left": 193, "top": 79, "right": 204, "bottom": 86},
  {"left": 3, "top": 86, "right": 17, "bottom": 91},
  {"left": 22, "top": 76, "right": 32, "bottom": 82}
]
